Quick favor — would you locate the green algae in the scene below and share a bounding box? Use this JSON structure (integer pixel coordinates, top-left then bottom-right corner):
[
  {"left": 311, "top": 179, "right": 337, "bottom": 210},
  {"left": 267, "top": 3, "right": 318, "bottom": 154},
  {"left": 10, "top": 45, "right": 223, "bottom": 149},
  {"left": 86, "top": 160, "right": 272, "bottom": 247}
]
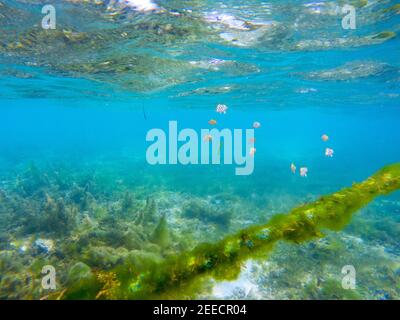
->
[
  {"left": 60, "top": 163, "right": 400, "bottom": 299},
  {"left": 151, "top": 214, "right": 170, "bottom": 250},
  {"left": 183, "top": 199, "right": 232, "bottom": 227},
  {"left": 305, "top": 278, "right": 362, "bottom": 300},
  {"left": 135, "top": 197, "right": 157, "bottom": 225},
  {"left": 371, "top": 31, "right": 396, "bottom": 40},
  {"left": 382, "top": 4, "right": 400, "bottom": 15}
]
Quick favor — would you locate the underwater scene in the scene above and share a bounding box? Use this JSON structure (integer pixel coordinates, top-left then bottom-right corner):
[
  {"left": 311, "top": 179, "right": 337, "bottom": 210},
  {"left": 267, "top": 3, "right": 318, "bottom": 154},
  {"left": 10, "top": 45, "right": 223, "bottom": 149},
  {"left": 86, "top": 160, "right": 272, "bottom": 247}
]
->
[{"left": 0, "top": 0, "right": 399, "bottom": 300}]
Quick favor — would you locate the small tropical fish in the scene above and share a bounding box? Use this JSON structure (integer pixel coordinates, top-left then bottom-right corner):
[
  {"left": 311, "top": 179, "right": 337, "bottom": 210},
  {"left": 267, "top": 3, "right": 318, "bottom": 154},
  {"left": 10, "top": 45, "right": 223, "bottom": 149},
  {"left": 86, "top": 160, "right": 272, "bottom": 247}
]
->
[
  {"left": 253, "top": 121, "right": 261, "bottom": 129},
  {"left": 216, "top": 104, "right": 228, "bottom": 114},
  {"left": 291, "top": 163, "right": 296, "bottom": 174},
  {"left": 321, "top": 134, "right": 329, "bottom": 142},
  {"left": 248, "top": 137, "right": 256, "bottom": 144},
  {"left": 203, "top": 134, "right": 212, "bottom": 142},
  {"left": 325, "top": 148, "right": 334, "bottom": 157},
  {"left": 208, "top": 119, "right": 217, "bottom": 125},
  {"left": 249, "top": 147, "right": 256, "bottom": 156},
  {"left": 300, "top": 167, "right": 308, "bottom": 177}
]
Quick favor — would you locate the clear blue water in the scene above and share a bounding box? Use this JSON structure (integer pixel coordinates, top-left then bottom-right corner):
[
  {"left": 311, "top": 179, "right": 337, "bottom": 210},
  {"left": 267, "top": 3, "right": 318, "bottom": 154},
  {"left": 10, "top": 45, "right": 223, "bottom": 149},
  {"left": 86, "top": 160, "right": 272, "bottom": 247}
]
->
[{"left": 0, "top": 0, "right": 399, "bottom": 299}]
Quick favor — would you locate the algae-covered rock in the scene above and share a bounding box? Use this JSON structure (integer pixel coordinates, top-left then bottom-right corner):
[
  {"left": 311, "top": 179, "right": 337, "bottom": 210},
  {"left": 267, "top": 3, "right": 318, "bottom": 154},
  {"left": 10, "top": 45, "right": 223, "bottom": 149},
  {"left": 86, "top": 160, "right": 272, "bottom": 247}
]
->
[
  {"left": 183, "top": 199, "right": 232, "bottom": 227},
  {"left": 83, "top": 246, "right": 129, "bottom": 269}
]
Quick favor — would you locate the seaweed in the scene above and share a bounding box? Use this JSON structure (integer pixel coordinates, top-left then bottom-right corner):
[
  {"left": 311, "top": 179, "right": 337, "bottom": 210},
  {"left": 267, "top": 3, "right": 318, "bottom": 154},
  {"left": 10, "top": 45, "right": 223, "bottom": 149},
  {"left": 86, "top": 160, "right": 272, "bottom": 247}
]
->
[
  {"left": 135, "top": 197, "right": 157, "bottom": 225},
  {"left": 68, "top": 183, "right": 93, "bottom": 211},
  {"left": 16, "top": 162, "right": 49, "bottom": 196},
  {"left": 151, "top": 214, "right": 170, "bottom": 250},
  {"left": 58, "top": 162, "right": 400, "bottom": 299},
  {"left": 41, "top": 195, "right": 78, "bottom": 235},
  {"left": 183, "top": 199, "right": 232, "bottom": 227}
]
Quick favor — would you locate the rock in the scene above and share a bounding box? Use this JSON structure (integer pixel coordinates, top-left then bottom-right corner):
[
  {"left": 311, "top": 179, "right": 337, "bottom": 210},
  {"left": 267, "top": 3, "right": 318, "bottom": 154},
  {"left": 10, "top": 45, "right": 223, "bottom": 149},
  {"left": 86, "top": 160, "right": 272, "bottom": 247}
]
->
[{"left": 33, "top": 239, "right": 54, "bottom": 254}]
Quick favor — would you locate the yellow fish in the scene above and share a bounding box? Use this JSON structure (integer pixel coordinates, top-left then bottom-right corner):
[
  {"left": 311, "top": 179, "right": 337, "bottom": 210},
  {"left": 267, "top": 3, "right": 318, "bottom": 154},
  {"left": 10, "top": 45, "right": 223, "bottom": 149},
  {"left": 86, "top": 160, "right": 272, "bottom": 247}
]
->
[{"left": 208, "top": 119, "right": 217, "bottom": 125}]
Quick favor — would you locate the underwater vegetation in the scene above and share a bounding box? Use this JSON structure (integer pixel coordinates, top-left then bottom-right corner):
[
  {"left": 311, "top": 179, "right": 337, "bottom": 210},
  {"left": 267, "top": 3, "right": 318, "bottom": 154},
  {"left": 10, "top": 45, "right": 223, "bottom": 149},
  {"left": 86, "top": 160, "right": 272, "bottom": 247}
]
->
[
  {"left": 183, "top": 199, "right": 233, "bottom": 227},
  {"left": 47, "top": 162, "right": 399, "bottom": 299},
  {"left": 0, "top": 0, "right": 399, "bottom": 303},
  {"left": 0, "top": 151, "right": 399, "bottom": 300}
]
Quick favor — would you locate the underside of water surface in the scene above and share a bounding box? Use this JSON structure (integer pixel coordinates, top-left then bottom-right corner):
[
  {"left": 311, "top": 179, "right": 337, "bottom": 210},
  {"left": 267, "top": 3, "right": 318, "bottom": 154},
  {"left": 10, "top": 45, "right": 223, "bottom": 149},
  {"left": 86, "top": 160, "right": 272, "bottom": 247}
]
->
[{"left": 0, "top": 0, "right": 399, "bottom": 300}]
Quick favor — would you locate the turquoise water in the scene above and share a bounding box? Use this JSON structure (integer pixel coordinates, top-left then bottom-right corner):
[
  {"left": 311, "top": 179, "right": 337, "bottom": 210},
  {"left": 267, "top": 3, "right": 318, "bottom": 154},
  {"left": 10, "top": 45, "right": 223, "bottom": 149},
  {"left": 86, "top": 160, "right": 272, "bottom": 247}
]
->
[{"left": 0, "top": 0, "right": 399, "bottom": 299}]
